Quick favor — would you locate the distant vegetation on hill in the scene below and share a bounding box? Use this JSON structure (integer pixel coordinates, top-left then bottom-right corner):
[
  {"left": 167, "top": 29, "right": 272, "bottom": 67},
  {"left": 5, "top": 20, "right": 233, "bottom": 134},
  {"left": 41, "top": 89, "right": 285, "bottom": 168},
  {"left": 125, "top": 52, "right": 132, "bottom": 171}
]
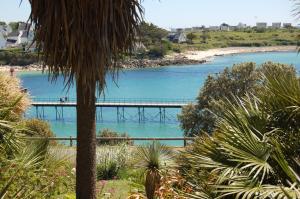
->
[
  {"left": 136, "top": 23, "right": 300, "bottom": 58},
  {"left": 178, "top": 28, "right": 300, "bottom": 51},
  {"left": 137, "top": 22, "right": 170, "bottom": 58}
]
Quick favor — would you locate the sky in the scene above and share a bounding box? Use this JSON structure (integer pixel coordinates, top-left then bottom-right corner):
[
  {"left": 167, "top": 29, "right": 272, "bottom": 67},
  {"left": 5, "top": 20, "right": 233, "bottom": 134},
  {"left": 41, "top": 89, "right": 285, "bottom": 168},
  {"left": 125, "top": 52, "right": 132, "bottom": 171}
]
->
[{"left": 0, "top": 0, "right": 298, "bottom": 29}]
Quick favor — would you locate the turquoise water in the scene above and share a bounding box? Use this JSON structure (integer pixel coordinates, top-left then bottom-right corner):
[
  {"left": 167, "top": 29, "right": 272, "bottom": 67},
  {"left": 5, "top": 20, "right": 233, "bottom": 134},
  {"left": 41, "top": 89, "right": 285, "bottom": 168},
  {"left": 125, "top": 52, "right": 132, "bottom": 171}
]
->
[{"left": 19, "top": 52, "right": 300, "bottom": 145}]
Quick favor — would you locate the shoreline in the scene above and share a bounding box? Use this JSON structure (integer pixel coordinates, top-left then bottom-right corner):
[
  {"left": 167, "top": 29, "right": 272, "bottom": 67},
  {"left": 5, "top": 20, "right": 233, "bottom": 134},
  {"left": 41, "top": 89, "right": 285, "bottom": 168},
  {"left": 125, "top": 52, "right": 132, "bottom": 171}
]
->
[
  {"left": 178, "top": 46, "right": 297, "bottom": 61},
  {"left": 0, "top": 46, "right": 297, "bottom": 72}
]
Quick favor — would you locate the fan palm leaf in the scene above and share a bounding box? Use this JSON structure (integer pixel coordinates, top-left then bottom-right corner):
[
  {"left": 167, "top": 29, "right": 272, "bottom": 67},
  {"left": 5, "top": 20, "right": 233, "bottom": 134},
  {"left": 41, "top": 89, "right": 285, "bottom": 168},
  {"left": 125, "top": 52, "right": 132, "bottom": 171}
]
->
[
  {"left": 0, "top": 98, "right": 27, "bottom": 157},
  {"left": 260, "top": 64, "right": 300, "bottom": 123},
  {"left": 181, "top": 94, "right": 300, "bottom": 198}
]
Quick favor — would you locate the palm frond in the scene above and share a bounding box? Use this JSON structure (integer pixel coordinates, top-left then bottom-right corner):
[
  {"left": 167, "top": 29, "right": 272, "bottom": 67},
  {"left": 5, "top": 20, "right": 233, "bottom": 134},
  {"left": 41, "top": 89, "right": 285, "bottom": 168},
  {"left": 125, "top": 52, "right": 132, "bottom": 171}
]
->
[
  {"left": 29, "top": 0, "right": 144, "bottom": 94},
  {"left": 215, "top": 182, "right": 300, "bottom": 199},
  {"left": 0, "top": 139, "right": 50, "bottom": 198},
  {"left": 261, "top": 64, "right": 300, "bottom": 120}
]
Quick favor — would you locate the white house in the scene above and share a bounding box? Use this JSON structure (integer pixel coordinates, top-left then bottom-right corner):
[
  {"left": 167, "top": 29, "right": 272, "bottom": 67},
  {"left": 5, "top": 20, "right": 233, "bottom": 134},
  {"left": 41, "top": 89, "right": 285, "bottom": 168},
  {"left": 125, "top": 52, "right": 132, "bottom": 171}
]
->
[
  {"left": 0, "top": 25, "right": 12, "bottom": 36},
  {"left": 256, "top": 22, "right": 267, "bottom": 29},
  {"left": 18, "top": 22, "right": 31, "bottom": 31},
  {"left": 192, "top": 26, "right": 204, "bottom": 31},
  {"left": 209, "top": 26, "right": 220, "bottom": 31},
  {"left": 184, "top": 28, "right": 192, "bottom": 32},
  {"left": 17, "top": 30, "right": 34, "bottom": 45},
  {"left": 220, "top": 23, "right": 230, "bottom": 31},
  {"left": 0, "top": 25, "right": 5, "bottom": 34},
  {"left": 0, "top": 32, "right": 6, "bottom": 49},
  {"left": 170, "top": 28, "right": 177, "bottom": 32},
  {"left": 272, "top": 22, "right": 281, "bottom": 29},
  {"left": 176, "top": 28, "right": 183, "bottom": 32},
  {"left": 168, "top": 32, "right": 187, "bottom": 43},
  {"left": 6, "top": 29, "right": 34, "bottom": 47},
  {"left": 6, "top": 31, "right": 19, "bottom": 46},
  {"left": 237, "top": 22, "right": 247, "bottom": 29},
  {"left": 283, "top": 23, "right": 292, "bottom": 28}
]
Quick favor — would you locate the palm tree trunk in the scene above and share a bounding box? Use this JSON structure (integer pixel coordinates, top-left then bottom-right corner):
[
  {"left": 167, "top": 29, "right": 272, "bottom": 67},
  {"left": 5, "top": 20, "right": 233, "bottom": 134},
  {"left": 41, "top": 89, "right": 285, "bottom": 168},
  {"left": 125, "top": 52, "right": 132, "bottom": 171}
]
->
[{"left": 76, "top": 78, "right": 97, "bottom": 199}]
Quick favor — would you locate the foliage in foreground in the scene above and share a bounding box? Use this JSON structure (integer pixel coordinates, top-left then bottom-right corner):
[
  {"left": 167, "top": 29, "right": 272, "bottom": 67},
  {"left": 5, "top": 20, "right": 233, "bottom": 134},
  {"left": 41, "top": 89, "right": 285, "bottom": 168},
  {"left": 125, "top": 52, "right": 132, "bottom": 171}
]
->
[
  {"left": 96, "top": 144, "right": 132, "bottom": 180},
  {"left": 178, "top": 66, "right": 300, "bottom": 198},
  {"left": 134, "top": 141, "right": 173, "bottom": 199},
  {"left": 178, "top": 62, "right": 296, "bottom": 137},
  {"left": 0, "top": 140, "right": 75, "bottom": 198},
  {"left": 0, "top": 73, "right": 74, "bottom": 198}
]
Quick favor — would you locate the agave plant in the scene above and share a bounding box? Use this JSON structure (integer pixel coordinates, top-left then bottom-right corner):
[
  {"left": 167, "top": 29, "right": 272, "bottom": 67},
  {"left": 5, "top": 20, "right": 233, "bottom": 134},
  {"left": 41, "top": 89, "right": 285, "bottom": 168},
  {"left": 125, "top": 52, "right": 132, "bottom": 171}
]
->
[
  {"left": 135, "top": 141, "right": 173, "bottom": 199},
  {"left": 179, "top": 66, "right": 300, "bottom": 198}
]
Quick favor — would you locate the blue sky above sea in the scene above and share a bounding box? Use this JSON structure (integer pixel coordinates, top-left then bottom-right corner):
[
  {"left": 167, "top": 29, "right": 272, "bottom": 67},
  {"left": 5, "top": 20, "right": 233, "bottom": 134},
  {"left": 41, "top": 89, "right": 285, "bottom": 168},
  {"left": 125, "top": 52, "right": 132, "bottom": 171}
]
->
[{"left": 0, "top": 0, "right": 298, "bottom": 29}]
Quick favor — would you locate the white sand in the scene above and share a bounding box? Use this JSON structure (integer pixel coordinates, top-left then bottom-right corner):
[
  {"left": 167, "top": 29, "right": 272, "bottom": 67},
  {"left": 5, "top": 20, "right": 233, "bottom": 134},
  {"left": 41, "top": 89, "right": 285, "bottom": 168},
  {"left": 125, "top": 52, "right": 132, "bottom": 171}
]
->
[{"left": 177, "top": 46, "right": 297, "bottom": 61}]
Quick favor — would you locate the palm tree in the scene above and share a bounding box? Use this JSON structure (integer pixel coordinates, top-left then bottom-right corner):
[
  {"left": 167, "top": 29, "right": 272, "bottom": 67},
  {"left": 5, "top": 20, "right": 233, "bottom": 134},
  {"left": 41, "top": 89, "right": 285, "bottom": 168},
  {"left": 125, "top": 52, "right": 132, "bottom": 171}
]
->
[
  {"left": 135, "top": 141, "right": 173, "bottom": 199},
  {"left": 28, "top": 1, "right": 143, "bottom": 198}
]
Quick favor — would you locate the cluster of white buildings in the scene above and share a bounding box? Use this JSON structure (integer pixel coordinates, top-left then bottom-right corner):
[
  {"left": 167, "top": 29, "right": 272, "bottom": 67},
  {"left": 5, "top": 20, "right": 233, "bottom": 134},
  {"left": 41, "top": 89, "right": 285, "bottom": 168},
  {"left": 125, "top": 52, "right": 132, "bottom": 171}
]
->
[
  {"left": 0, "top": 22, "right": 34, "bottom": 50},
  {"left": 171, "top": 22, "right": 295, "bottom": 33},
  {"left": 256, "top": 22, "right": 292, "bottom": 29}
]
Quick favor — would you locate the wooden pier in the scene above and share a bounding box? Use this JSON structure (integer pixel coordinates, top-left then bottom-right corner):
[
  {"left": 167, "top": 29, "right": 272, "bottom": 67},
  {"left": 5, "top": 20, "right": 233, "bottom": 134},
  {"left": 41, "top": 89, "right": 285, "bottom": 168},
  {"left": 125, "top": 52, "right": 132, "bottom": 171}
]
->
[
  {"left": 31, "top": 101, "right": 187, "bottom": 108},
  {"left": 31, "top": 98, "right": 194, "bottom": 122}
]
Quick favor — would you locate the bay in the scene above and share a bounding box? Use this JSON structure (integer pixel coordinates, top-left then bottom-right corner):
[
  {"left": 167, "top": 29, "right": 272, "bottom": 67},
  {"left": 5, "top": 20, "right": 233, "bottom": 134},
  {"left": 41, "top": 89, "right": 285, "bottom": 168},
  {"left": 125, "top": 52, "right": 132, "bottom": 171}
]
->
[{"left": 19, "top": 52, "right": 300, "bottom": 145}]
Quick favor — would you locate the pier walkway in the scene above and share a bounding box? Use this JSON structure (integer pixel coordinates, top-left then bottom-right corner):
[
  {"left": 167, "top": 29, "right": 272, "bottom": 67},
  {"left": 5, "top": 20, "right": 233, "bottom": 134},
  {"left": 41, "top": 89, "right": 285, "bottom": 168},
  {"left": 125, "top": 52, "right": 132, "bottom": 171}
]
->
[{"left": 30, "top": 98, "right": 195, "bottom": 122}]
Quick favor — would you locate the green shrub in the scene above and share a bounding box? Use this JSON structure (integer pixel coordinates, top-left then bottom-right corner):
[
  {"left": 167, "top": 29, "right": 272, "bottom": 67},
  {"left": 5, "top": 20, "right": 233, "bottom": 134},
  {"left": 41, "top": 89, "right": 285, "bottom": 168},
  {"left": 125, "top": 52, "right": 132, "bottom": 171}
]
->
[
  {"left": 22, "top": 118, "right": 54, "bottom": 137},
  {"left": 96, "top": 144, "right": 131, "bottom": 180},
  {"left": 97, "top": 161, "right": 119, "bottom": 180},
  {"left": 97, "top": 129, "right": 132, "bottom": 146},
  {"left": 178, "top": 66, "right": 300, "bottom": 198},
  {"left": 148, "top": 46, "right": 167, "bottom": 58},
  {"left": 0, "top": 51, "right": 38, "bottom": 66},
  {"left": 178, "top": 62, "right": 296, "bottom": 136},
  {"left": 117, "top": 168, "right": 145, "bottom": 185},
  {"left": 172, "top": 47, "right": 181, "bottom": 53}
]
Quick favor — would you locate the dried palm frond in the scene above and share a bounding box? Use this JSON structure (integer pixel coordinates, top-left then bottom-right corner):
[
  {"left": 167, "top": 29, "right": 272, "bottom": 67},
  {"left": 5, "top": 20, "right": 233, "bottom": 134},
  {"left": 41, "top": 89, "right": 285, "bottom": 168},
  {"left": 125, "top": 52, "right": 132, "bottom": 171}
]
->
[{"left": 28, "top": 0, "right": 143, "bottom": 95}]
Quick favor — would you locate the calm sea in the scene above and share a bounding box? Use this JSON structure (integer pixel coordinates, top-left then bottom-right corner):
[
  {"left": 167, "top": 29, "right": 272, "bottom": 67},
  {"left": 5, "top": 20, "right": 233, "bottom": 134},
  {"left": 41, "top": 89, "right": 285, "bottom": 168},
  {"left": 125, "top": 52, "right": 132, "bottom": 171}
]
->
[{"left": 18, "top": 52, "right": 300, "bottom": 145}]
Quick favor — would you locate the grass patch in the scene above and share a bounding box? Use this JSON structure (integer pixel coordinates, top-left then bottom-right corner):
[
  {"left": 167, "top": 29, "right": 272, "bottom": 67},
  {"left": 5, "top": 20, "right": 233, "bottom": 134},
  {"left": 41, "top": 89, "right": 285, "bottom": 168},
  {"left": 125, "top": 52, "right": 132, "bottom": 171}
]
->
[
  {"left": 174, "top": 29, "right": 300, "bottom": 52},
  {"left": 97, "top": 179, "right": 143, "bottom": 199}
]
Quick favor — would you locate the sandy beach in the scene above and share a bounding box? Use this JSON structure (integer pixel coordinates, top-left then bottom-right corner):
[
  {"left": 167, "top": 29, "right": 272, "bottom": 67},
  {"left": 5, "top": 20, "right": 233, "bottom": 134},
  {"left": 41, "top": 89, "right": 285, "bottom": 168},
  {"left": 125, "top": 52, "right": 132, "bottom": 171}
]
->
[
  {"left": 178, "top": 46, "right": 297, "bottom": 61},
  {"left": 0, "top": 46, "right": 297, "bottom": 72}
]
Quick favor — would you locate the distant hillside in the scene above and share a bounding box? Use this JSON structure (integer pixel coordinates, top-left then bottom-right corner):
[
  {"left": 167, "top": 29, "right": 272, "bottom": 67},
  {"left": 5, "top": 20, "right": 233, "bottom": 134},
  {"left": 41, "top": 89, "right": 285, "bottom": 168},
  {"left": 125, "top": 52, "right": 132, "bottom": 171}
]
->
[
  {"left": 176, "top": 28, "right": 300, "bottom": 51},
  {"left": 136, "top": 23, "right": 300, "bottom": 57}
]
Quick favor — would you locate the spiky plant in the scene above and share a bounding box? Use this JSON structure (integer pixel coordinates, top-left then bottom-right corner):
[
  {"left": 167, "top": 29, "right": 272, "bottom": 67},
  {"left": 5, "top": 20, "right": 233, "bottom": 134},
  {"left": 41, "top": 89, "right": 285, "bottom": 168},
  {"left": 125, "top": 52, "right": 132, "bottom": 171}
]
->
[
  {"left": 28, "top": 1, "right": 143, "bottom": 198},
  {"left": 179, "top": 66, "right": 300, "bottom": 198},
  {"left": 135, "top": 141, "right": 173, "bottom": 199}
]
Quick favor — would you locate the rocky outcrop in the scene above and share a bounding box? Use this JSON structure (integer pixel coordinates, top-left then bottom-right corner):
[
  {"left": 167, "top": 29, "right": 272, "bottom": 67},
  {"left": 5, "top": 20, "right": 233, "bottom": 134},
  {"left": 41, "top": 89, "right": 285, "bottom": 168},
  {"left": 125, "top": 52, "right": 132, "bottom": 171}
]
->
[
  {"left": 119, "top": 58, "right": 206, "bottom": 69},
  {"left": 0, "top": 58, "right": 206, "bottom": 72}
]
